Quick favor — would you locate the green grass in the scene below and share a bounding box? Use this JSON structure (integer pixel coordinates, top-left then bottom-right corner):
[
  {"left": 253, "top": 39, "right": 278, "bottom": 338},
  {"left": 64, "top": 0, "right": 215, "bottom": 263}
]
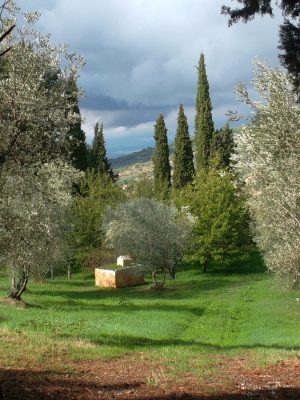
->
[{"left": 0, "top": 251, "right": 299, "bottom": 375}]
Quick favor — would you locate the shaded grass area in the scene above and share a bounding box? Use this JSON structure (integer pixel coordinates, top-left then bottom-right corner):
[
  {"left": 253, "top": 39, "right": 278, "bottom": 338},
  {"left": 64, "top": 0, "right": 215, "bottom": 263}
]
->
[{"left": 0, "top": 250, "right": 299, "bottom": 375}]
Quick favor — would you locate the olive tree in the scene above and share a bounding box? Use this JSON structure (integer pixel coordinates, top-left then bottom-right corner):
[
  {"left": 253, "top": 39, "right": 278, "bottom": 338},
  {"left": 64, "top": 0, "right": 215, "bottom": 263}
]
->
[
  {"left": 104, "top": 198, "right": 191, "bottom": 287},
  {"left": 233, "top": 59, "right": 300, "bottom": 287},
  {"left": 0, "top": 162, "right": 82, "bottom": 299},
  {"left": 0, "top": 2, "right": 85, "bottom": 299},
  {"left": 0, "top": 3, "right": 85, "bottom": 171}
]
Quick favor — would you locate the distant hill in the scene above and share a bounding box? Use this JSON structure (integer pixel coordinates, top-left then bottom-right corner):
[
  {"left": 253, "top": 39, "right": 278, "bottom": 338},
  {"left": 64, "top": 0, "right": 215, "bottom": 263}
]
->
[
  {"left": 110, "top": 147, "right": 154, "bottom": 169},
  {"left": 110, "top": 144, "right": 174, "bottom": 170}
]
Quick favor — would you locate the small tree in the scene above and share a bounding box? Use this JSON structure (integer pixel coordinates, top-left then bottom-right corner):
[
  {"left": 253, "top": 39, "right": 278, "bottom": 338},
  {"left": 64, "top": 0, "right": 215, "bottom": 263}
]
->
[
  {"left": 176, "top": 169, "right": 250, "bottom": 272},
  {"left": 104, "top": 198, "right": 190, "bottom": 287},
  {"left": 173, "top": 104, "right": 195, "bottom": 189},
  {"left": 128, "top": 175, "right": 156, "bottom": 199},
  {"left": 152, "top": 114, "right": 171, "bottom": 199}
]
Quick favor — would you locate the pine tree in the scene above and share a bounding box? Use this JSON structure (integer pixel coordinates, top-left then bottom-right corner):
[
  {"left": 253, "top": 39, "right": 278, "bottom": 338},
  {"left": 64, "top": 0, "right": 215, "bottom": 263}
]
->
[
  {"left": 91, "top": 122, "right": 113, "bottom": 179},
  {"left": 194, "top": 53, "right": 214, "bottom": 170},
  {"left": 210, "top": 123, "right": 234, "bottom": 169},
  {"left": 173, "top": 104, "right": 195, "bottom": 189},
  {"left": 66, "top": 78, "right": 87, "bottom": 171},
  {"left": 152, "top": 114, "right": 171, "bottom": 198}
]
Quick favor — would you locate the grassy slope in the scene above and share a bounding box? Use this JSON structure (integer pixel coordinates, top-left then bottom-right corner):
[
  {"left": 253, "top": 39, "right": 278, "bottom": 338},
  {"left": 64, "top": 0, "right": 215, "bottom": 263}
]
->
[{"left": 0, "top": 252, "right": 299, "bottom": 374}]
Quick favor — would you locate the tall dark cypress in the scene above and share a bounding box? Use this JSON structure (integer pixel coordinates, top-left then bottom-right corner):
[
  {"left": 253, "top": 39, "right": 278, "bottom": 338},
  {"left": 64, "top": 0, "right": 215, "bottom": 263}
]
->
[
  {"left": 194, "top": 53, "right": 214, "bottom": 170},
  {"left": 173, "top": 104, "right": 195, "bottom": 189},
  {"left": 66, "top": 78, "right": 87, "bottom": 171},
  {"left": 69, "top": 103, "right": 88, "bottom": 171},
  {"left": 153, "top": 114, "right": 171, "bottom": 197},
  {"left": 91, "top": 122, "right": 113, "bottom": 179}
]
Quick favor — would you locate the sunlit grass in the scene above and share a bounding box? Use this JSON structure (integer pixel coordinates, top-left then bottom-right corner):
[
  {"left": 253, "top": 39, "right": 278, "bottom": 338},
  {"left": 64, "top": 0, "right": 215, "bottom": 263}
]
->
[{"left": 0, "top": 250, "right": 299, "bottom": 376}]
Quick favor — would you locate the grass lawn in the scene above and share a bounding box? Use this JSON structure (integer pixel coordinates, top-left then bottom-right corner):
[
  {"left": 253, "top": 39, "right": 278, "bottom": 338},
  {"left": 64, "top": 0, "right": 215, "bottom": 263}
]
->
[{"left": 0, "top": 251, "right": 299, "bottom": 377}]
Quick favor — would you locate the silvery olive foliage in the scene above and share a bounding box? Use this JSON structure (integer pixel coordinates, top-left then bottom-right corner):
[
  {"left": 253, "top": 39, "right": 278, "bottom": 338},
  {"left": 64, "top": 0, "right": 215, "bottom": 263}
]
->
[
  {"left": 233, "top": 59, "right": 300, "bottom": 287},
  {"left": 0, "top": 163, "right": 82, "bottom": 299},
  {"left": 0, "top": 1, "right": 85, "bottom": 298},
  {"left": 104, "top": 198, "right": 191, "bottom": 287},
  {"left": 0, "top": 1, "right": 85, "bottom": 170}
]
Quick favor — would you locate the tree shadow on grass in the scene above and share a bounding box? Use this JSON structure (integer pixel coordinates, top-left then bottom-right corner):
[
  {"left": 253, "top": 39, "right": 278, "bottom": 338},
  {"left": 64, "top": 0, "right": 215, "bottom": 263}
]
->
[
  {"left": 1, "top": 368, "right": 299, "bottom": 400},
  {"left": 139, "top": 390, "right": 300, "bottom": 399},
  {"left": 0, "top": 368, "right": 142, "bottom": 400},
  {"left": 183, "top": 249, "right": 267, "bottom": 276},
  {"left": 26, "top": 300, "right": 206, "bottom": 317},
  {"left": 34, "top": 275, "right": 239, "bottom": 305},
  {"left": 67, "top": 332, "right": 300, "bottom": 352}
]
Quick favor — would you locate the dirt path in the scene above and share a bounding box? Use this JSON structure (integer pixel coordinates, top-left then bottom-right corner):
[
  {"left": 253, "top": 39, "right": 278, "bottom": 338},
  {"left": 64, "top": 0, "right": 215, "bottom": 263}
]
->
[{"left": 1, "top": 356, "right": 300, "bottom": 399}]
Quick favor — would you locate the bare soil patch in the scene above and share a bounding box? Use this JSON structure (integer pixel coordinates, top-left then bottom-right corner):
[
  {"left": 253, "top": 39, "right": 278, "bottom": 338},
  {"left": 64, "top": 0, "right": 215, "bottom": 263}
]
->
[{"left": 1, "top": 355, "right": 300, "bottom": 399}]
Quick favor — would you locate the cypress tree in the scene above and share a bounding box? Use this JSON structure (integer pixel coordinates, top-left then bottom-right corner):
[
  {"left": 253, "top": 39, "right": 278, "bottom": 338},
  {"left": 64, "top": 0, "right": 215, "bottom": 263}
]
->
[
  {"left": 91, "top": 122, "right": 113, "bottom": 179},
  {"left": 210, "top": 123, "right": 234, "bottom": 169},
  {"left": 152, "top": 114, "right": 171, "bottom": 197},
  {"left": 173, "top": 104, "right": 195, "bottom": 189},
  {"left": 66, "top": 78, "right": 87, "bottom": 171},
  {"left": 69, "top": 103, "right": 88, "bottom": 171},
  {"left": 194, "top": 53, "right": 214, "bottom": 170}
]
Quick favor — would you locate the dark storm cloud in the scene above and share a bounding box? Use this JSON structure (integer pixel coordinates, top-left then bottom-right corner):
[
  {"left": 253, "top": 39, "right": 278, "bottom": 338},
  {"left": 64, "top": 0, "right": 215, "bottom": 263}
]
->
[
  {"left": 82, "top": 93, "right": 129, "bottom": 112},
  {"left": 16, "top": 0, "right": 283, "bottom": 156}
]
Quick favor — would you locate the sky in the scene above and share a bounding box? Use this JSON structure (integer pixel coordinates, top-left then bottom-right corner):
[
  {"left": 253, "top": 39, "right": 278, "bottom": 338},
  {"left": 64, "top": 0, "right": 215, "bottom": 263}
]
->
[{"left": 17, "top": 0, "right": 282, "bottom": 158}]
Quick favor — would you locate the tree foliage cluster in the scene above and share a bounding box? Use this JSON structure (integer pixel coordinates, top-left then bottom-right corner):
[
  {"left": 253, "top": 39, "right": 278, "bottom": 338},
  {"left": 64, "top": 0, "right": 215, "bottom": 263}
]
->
[
  {"left": 174, "top": 169, "right": 250, "bottom": 272},
  {"left": 233, "top": 60, "right": 300, "bottom": 287},
  {"left": 0, "top": 162, "right": 82, "bottom": 299},
  {"left": 0, "top": 4, "right": 86, "bottom": 172},
  {"left": 104, "top": 198, "right": 191, "bottom": 286},
  {"left": 70, "top": 171, "right": 125, "bottom": 268},
  {"left": 152, "top": 53, "right": 234, "bottom": 201},
  {"left": 0, "top": 2, "right": 85, "bottom": 298}
]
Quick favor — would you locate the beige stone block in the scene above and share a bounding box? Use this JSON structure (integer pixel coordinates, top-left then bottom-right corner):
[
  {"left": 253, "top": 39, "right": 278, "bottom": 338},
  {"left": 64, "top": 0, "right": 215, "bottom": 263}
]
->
[
  {"left": 95, "top": 268, "right": 116, "bottom": 288},
  {"left": 115, "top": 267, "right": 144, "bottom": 288},
  {"left": 95, "top": 266, "right": 144, "bottom": 288}
]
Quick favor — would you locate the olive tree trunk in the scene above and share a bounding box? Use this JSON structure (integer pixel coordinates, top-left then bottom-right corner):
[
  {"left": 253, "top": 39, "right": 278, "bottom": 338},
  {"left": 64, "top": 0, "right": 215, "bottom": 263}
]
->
[
  {"left": 8, "top": 267, "right": 29, "bottom": 300},
  {"left": 151, "top": 268, "right": 166, "bottom": 288}
]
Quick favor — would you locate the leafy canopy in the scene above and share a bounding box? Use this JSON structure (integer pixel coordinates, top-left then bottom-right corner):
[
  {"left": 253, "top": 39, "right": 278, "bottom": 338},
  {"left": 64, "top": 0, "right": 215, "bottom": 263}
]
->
[
  {"left": 104, "top": 198, "right": 191, "bottom": 286},
  {"left": 175, "top": 169, "right": 250, "bottom": 272},
  {"left": 233, "top": 59, "right": 300, "bottom": 287}
]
